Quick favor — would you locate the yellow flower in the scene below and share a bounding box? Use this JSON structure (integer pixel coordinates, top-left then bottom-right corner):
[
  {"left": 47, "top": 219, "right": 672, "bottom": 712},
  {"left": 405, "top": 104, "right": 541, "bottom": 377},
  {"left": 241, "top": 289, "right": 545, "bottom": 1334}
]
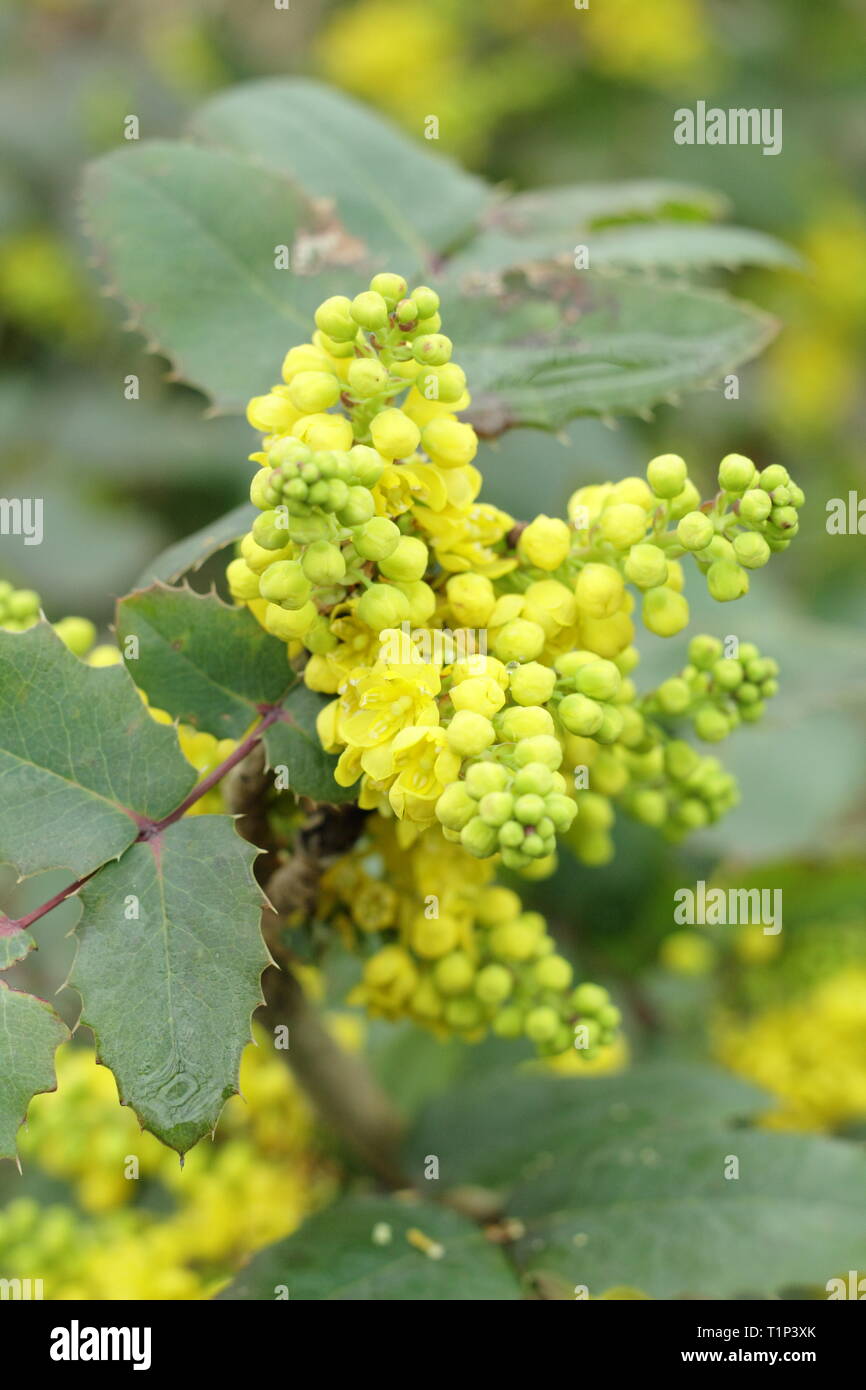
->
[{"left": 387, "top": 726, "right": 462, "bottom": 822}]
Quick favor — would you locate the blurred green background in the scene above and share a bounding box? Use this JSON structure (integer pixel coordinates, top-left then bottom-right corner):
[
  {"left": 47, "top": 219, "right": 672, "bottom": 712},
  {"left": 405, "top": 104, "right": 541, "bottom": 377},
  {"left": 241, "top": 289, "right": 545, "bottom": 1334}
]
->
[{"left": 1, "top": 0, "right": 866, "bottom": 1299}]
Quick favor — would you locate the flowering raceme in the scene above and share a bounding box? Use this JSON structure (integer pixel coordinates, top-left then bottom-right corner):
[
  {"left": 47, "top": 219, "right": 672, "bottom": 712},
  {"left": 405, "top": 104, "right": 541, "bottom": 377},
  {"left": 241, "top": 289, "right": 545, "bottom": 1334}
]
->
[{"left": 224, "top": 270, "right": 803, "bottom": 1056}]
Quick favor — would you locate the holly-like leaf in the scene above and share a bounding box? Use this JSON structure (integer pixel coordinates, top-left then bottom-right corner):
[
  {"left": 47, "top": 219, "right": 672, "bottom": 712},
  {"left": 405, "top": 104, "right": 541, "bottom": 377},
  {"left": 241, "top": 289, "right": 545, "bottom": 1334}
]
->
[
  {"left": 0, "top": 623, "right": 195, "bottom": 880},
  {"left": 116, "top": 586, "right": 351, "bottom": 802},
  {"left": 189, "top": 78, "right": 490, "bottom": 271},
  {"left": 408, "top": 1062, "right": 765, "bottom": 1189},
  {"left": 449, "top": 271, "right": 777, "bottom": 433},
  {"left": 216, "top": 1194, "right": 520, "bottom": 1301},
  {"left": 451, "top": 221, "right": 800, "bottom": 277},
  {"left": 263, "top": 684, "right": 356, "bottom": 804},
  {"left": 71, "top": 817, "right": 267, "bottom": 1154},
  {"left": 409, "top": 1063, "right": 866, "bottom": 1299},
  {"left": 117, "top": 586, "right": 295, "bottom": 739},
  {"left": 81, "top": 141, "right": 351, "bottom": 412},
  {"left": 484, "top": 181, "right": 728, "bottom": 236},
  {"left": 134, "top": 502, "right": 257, "bottom": 589},
  {"left": 0, "top": 926, "right": 35, "bottom": 970},
  {"left": 0, "top": 981, "right": 69, "bottom": 1160}
]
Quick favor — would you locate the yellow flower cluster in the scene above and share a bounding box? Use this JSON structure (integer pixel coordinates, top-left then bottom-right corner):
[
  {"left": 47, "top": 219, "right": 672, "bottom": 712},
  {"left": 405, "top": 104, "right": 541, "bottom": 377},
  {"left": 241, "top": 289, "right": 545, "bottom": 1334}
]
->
[
  {"left": 2, "top": 1035, "right": 336, "bottom": 1299},
  {"left": 316, "top": 814, "right": 621, "bottom": 1057},
  {"left": 714, "top": 968, "right": 866, "bottom": 1133},
  {"left": 230, "top": 275, "right": 797, "bottom": 884}
]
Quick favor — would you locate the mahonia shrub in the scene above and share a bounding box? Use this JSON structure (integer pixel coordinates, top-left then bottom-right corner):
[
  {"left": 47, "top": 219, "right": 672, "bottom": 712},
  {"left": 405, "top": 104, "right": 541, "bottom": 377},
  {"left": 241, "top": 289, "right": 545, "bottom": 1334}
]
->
[{"left": 220, "top": 270, "right": 802, "bottom": 1058}]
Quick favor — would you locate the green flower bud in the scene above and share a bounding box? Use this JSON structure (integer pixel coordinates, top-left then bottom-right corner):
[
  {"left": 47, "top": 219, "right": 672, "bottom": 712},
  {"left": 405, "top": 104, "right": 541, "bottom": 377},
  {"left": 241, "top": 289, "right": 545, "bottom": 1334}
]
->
[
  {"left": 770, "top": 505, "right": 799, "bottom": 531},
  {"left": 668, "top": 479, "right": 702, "bottom": 519},
  {"left": 712, "top": 658, "right": 743, "bottom": 691},
  {"left": 513, "top": 734, "right": 563, "bottom": 769},
  {"left": 378, "top": 535, "right": 429, "bottom": 582},
  {"left": 688, "top": 634, "right": 723, "bottom": 669},
  {"left": 647, "top": 453, "right": 688, "bottom": 499},
  {"left": 599, "top": 502, "right": 648, "bottom": 550},
  {"left": 446, "top": 709, "right": 496, "bottom": 758},
  {"left": 493, "top": 1005, "right": 526, "bottom": 1038},
  {"left": 693, "top": 705, "right": 731, "bottom": 742},
  {"left": 706, "top": 560, "right": 749, "bottom": 602},
  {"left": 718, "top": 453, "right": 757, "bottom": 493},
  {"left": 350, "top": 291, "right": 389, "bottom": 330},
  {"left": 594, "top": 704, "right": 624, "bottom": 744},
  {"left": 629, "top": 789, "right": 668, "bottom": 826},
  {"left": 416, "top": 364, "right": 466, "bottom": 403},
  {"left": 738, "top": 489, "right": 773, "bottom": 525},
  {"left": 434, "top": 951, "right": 475, "bottom": 997},
  {"left": 259, "top": 560, "right": 311, "bottom": 609},
  {"left": 53, "top": 616, "right": 96, "bottom": 657},
  {"left": 337, "top": 486, "right": 376, "bottom": 527},
  {"left": 642, "top": 586, "right": 690, "bottom": 636},
  {"left": 736, "top": 681, "right": 760, "bottom": 704},
  {"left": 369, "top": 272, "right": 408, "bottom": 307},
  {"left": 546, "top": 793, "right": 577, "bottom": 831},
  {"left": 475, "top": 964, "right": 513, "bottom": 1005},
  {"left": 464, "top": 761, "right": 510, "bottom": 797},
  {"left": 314, "top": 295, "right": 357, "bottom": 342},
  {"left": 559, "top": 692, "right": 604, "bottom": 736},
  {"left": 656, "top": 677, "right": 691, "bottom": 714},
  {"left": 740, "top": 699, "right": 766, "bottom": 722},
  {"left": 758, "top": 464, "right": 789, "bottom": 492},
  {"left": 301, "top": 541, "right": 347, "bottom": 586},
  {"left": 354, "top": 516, "right": 401, "bottom": 561},
  {"left": 509, "top": 661, "right": 557, "bottom": 706},
  {"left": 676, "top": 510, "right": 715, "bottom": 552},
  {"left": 435, "top": 782, "right": 477, "bottom": 831},
  {"left": 460, "top": 816, "right": 500, "bottom": 857},
  {"left": 250, "top": 467, "right": 281, "bottom": 510},
  {"left": 733, "top": 531, "right": 771, "bottom": 568},
  {"left": 478, "top": 791, "right": 514, "bottom": 827},
  {"left": 357, "top": 583, "right": 410, "bottom": 631},
  {"left": 395, "top": 297, "right": 418, "bottom": 328},
  {"left": 571, "top": 982, "right": 610, "bottom": 1015},
  {"left": 665, "top": 739, "right": 700, "bottom": 781},
  {"left": 698, "top": 535, "right": 736, "bottom": 564},
  {"left": 410, "top": 286, "right": 440, "bottom": 319},
  {"left": 525, "top": 1005, "right": 561, "bottom": 1044},
  {"left": 512, "top": 762, "right": 554, "bottom": 796},
  {"left": 349, "top": 445, "right": 386, "bottom": 488},
  {"left": 623, "top": 542, "right": 668, "bottom": 589},
  {"left": 252, "top": 508, "right": 291, "bottom": 550},
  {"left": 534, "top": 954, "right": 574, "bottom": 991},
  {"left": 347, "top": 358, "right": 390, "bottom": 398},
  {"left": 412, "top": 333, "right": 452, "bottom": 366},
  {"left": 575, "top": 659, "right": 621, "bottom": 702},
  {"left": 498, "top": 820, "right": 525, "bottom": 849},
  {"left": 514, "top": 793, "right": 546, "bottom": 825},
  {"left": 288, "top": 370, "right": 341, "bottom": 414}
]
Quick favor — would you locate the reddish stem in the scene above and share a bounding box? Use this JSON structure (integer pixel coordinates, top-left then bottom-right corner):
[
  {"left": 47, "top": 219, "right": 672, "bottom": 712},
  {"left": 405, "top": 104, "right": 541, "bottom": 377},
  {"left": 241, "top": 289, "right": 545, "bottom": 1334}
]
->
[{"left": 0, "top": 704, "right": 288, "bottom": 938}]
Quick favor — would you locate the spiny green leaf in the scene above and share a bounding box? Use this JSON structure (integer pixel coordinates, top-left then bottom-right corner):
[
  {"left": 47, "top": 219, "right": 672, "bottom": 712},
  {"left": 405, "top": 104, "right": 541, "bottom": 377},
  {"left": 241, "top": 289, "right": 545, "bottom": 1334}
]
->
[
  {"left": 134, "top": 502, "right": 257, "bottom": 589},
  {"left": 410, "top": 1063, "right": 866, "bottom": 1299},
  {"left": 0, "top": 927, "right": 35, "bottom": 970},
  {"left": 216, "top": 1194, "right": 520, "bottom": 1301},
  {"left": 0, "top": 981, "right": 69, "bottom": 1160},
  {"left": 117, "top": 585, "right": 295, "bottom": 739},
  {"left": 263, "top": 684, "right": 356, "bottom": 804},
  {"left": 0, "top": 623, "right": 195, "bottom": 880},
  {"left": 72, "top": 817, "right": 267, "bottom": 1154},
  {"left": 81, "top": 140, "right": 351, "bottom": 411},
  {"left": 408, "top": 1062, "right": 766, "bottom": 1188},
  {"left": 451, "top": 221, "right": 800, "bottom": 277},
  {"left": 190, "top": 78, "right": 490, "bottom": 271},
  {"left": 511, "top": 1125, "right": 866, "bottom": 1300},
  {"left": 486, "top": 181, "right": 728, "bottom": 235},
  {"left": 447, "top": 270, "right": 777, "bottom": 434}
]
